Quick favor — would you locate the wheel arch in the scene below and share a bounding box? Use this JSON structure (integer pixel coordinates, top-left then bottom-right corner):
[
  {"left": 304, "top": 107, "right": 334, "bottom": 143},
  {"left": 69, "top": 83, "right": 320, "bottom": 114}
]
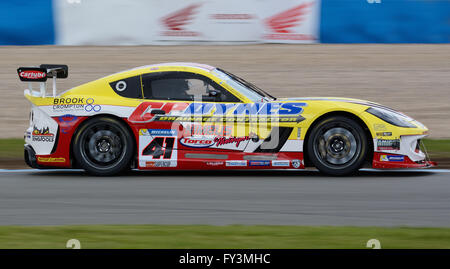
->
[
  {"left": 70, "top": 113, "right": 137, "bottom": 168},
  {"left": 303, "top": 111, "right": 374, "bottom": 167}
]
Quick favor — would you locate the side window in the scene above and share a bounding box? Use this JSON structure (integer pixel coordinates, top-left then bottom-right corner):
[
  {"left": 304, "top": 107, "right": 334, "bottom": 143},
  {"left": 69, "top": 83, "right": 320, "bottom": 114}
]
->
[
  {"left": 148, "top": 77, "right": 192, "bottom": 101},
  {"left": 109, "top": 76, "right": 142, "bottom": 99},
  {"left": 142, "top": 72, "right": 241, "bottom": 102}
]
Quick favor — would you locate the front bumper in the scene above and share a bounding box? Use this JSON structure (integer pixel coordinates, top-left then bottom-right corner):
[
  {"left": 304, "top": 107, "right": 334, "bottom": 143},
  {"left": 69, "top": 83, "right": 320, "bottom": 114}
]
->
[
  {"left": 372, "top": 135, "right": 437, "bottom": 169},
  {"left": 373, "top": 152, "right": 437, "bottom": 169}
]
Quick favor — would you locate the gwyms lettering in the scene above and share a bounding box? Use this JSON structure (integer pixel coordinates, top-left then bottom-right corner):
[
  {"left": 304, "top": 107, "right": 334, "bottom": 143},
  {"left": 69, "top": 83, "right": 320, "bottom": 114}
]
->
[
  {"left": 184, "top": 102, "right": 306, "bottom": 115},
  {"left": 129, "top": 102, "right": 307, "bottom": 123}
]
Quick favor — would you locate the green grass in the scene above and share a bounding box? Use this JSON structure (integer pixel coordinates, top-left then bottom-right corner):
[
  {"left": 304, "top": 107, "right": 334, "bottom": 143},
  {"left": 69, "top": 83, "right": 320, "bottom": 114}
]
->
[
  {"left": 1, "top": 225, "right": 450, "bottom": 249},
  {"left": 1, "top": 138, "right": 449, "bottom": 159},
  {"left": 0, "top": 138, "right": 24, "bottom": 159},
  {"left": 422, "top": 139, "right": 450, "bottom": 157}
]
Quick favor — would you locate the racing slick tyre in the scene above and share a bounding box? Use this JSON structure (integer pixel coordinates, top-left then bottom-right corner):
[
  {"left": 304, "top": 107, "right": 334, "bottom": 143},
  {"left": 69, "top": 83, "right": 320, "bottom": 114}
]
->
[
  {"left": 73, "top": 116, "right": 134, "bottom": 176},
  {"left": 307, "top": 116, "right": 368, "bottom": 176}
]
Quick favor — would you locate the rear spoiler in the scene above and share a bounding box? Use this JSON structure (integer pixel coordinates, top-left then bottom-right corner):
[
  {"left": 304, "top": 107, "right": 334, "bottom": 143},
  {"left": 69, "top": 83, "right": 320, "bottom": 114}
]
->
[{"left": 17, "top": 64, "right": 68, "bottom": 98}]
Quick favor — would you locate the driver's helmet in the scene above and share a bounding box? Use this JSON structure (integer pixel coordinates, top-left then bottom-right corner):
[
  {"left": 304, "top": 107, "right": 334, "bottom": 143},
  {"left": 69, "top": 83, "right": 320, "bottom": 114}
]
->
[{"left": 167, "top": 79, "right": 190, "bottom": 98}]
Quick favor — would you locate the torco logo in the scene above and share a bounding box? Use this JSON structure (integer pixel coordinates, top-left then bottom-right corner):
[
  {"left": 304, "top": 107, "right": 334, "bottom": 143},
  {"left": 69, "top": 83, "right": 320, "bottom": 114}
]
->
[
  {"left": 19, "top": 70, "right": 46, "bottom": 80},
  {"left": 161, "top": 4, "right": 201, "bottom": 36},
  {"left": 264, "top": 2, "right": 316, "bottom": 41},
  {"left": 180, "top": 137, "right": 214, "bottom": 148}
]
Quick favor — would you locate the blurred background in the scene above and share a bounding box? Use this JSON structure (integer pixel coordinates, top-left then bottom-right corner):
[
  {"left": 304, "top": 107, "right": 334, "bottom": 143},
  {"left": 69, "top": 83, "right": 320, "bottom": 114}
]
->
[
  {"left": 1, "top": 0, "right": 449, "bottom": 45},
  {"left": 0, "top": 0, "right": 449, "bottom": 139},
  {"left": 0, "top": 1, "right": 449, "bottom": 248}
]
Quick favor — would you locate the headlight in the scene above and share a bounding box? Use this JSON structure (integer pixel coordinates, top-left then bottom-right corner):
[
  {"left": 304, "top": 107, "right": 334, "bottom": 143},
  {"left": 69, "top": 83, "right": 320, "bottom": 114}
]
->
[{"left": 366, "top": 107, "right": 416, "bottom": 128}]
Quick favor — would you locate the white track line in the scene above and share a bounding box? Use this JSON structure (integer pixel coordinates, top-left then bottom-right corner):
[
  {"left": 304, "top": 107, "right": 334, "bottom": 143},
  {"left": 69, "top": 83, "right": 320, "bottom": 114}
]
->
[
  {"left": 361, "top": 168, "right": 450, "bottom": 173},
  {"left": 0, "top": 169, "right": 82, "bottom": 173},
  {"left": 0, "top": 168, "right": 449, "bottom": 173}
]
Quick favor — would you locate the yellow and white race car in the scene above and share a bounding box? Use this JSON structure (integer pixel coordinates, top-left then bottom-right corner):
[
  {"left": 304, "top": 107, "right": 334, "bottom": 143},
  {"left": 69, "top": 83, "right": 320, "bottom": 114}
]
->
[{"left": 19, "top": 62, "right": 435, "bottom": 176}]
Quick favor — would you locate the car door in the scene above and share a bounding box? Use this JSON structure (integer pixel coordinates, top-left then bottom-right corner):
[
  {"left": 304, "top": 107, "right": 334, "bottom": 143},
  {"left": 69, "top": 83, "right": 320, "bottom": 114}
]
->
[{"left": 137, "top": 71, "right": 249, "bottom": 168}]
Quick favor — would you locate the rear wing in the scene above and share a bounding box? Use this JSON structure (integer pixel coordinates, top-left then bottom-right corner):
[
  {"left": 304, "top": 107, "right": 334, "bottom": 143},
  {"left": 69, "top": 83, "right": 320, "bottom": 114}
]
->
[{"left": 17, "top": 64, "right": 68, "bottom": 98}]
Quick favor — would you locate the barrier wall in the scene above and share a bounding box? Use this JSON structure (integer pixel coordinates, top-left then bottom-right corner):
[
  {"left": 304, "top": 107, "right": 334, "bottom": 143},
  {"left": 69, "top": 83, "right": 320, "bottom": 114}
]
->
[
  {"left": 0, "top": 1, "right": 54, "bottom": 45},
  {"left": 320, "top": 0, "right": 450, "bottom": 43},
  {"left": 54, "top": 0, "right": 320, "bottom": 45},
  {"left": 0, "top": 0, "right": 449, "bottom": 45}
]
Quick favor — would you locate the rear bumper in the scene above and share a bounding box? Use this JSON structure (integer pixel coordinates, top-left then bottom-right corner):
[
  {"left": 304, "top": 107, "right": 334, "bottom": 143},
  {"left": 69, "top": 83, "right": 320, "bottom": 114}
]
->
[
  {"left": 24, "top": 144, "right": 39, "bottom": 169},
  {"left": 24, "top": 144, "right": 71, "bottom": 169}
]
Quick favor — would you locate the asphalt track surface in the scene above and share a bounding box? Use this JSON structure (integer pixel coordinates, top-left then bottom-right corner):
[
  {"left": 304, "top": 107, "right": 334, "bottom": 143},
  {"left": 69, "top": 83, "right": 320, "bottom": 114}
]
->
[{"left": 0, "top": 169, "right": 449, "bottom": 227}]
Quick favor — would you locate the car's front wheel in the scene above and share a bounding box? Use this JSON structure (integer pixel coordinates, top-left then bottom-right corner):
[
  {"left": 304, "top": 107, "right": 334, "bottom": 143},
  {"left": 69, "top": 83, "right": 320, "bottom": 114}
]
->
[
  {"left": 307, "top": 116, "right": 368, "bottom": 176},
  {"left": 73, "top": 116, "right": 134, "bottom": 176}
]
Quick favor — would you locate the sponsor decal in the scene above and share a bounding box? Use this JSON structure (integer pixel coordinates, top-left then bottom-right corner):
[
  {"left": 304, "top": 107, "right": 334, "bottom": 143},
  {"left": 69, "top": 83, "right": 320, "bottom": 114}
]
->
[
  {"left": 37, "top": 157, "right": 65, "bottom": 163},
  {"left": 52, "top": 97, "right": 101, "bottom": 112},
  {"left": 53, "top": 97, "right": 84, "bottom": 105},
  {"left": 156, "top": 115, "right": 305, "bottom": 123},
  {"left": 376, "top": 132, "right": 392, "bottom": 137},
  {"left": 380, "top": 155, "right": 405, "bottom": 162},
  {"left": 183, "top": 124, "right": 232, "bottom": 137},
  {"left": 145, "top": 161, "right": 172, "bottom": 168},
  {"left": 53, "top": 97, "right": 85, "bottom": 111},
  {"left": 373, "top": 124, "right": 387, "bottom": 131},
  {"left": 377, "top": 139, "right": 400, "bottom": 151},
  {"left": 160, "top": 4, "right": 201, "bottom": 37},
  {"left": 19, "top": 70, "right": 46, "bottom": 80},
  {"left": 180, "top": 137, "right": 215, "bottom": 148},
  {"left": 128, "top": 102, "right": 307, "bottom": 123},
  {"left": 57, "top": 114, "right": 78, "bottom": 134},
  {"left": 292, "top": 159, "right": 301, "bottom": 168},
  {"left": 249, "top": 160, "right": 271, "bottom": 166},
  {"left": 84, "top": 98, "right": 101, "bottom": 112},
  {"left": 139, "top": 129, "right": 177, "bottom": 136},
  {"left": 226, "top": 160, "right": 247, "bottom": 167},
  {"left": 32, "top": 126, "right": 54, "bottom": 142},
  {"left": 214, "top": 133, "right": 258, "bottom": 148},
  {"left": 58, "top": 114, "right": 78, "bottom": 123},
  {"left": 180, "top": 133, "right": 258, "bottom": 149},
  {"left": 264, "top": 2, "right": 316, "bottom": 41},
  {"left": 205, "top": 161, "right": 224, "bottom": 166},
  {"left": 185, "top": 102, "right": 306, "bottom": 116},
  {"left": 272, "top": 160, "right": 290, "bottom": 167},
  {"left": 210, "top": 14, "right": 254, "bottom": 20}
]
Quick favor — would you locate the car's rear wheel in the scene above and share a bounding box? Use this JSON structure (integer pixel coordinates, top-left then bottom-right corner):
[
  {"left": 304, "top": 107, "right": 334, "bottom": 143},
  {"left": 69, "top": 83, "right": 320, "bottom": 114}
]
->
[
  {"left": 307, "top": 116, "right": 368, "bottom": 176},
  {"left": 73, "top": 117, "right": 134, "bottom": 176}
]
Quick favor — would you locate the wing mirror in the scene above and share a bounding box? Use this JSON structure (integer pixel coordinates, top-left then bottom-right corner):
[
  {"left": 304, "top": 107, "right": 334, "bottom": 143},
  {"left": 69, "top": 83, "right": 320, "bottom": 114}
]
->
[{"left": 209, "top": 90, "right": 221, "bottom": 100}]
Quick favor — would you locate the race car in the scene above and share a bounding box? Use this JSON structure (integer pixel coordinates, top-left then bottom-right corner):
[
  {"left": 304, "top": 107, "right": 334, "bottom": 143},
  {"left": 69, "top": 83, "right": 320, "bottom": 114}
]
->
[{"left": 18, "top": 62, "right": 435, "bottom": 176}]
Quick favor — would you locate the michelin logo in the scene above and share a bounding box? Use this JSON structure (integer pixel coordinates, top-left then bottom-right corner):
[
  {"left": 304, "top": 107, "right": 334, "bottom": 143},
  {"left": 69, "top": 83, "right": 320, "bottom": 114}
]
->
[
  {"left": 140, "top": 129, "right": 177, "bottom": 136},
  {"left": 380, "top": 155, "right": 404, "bottom": 162}
]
